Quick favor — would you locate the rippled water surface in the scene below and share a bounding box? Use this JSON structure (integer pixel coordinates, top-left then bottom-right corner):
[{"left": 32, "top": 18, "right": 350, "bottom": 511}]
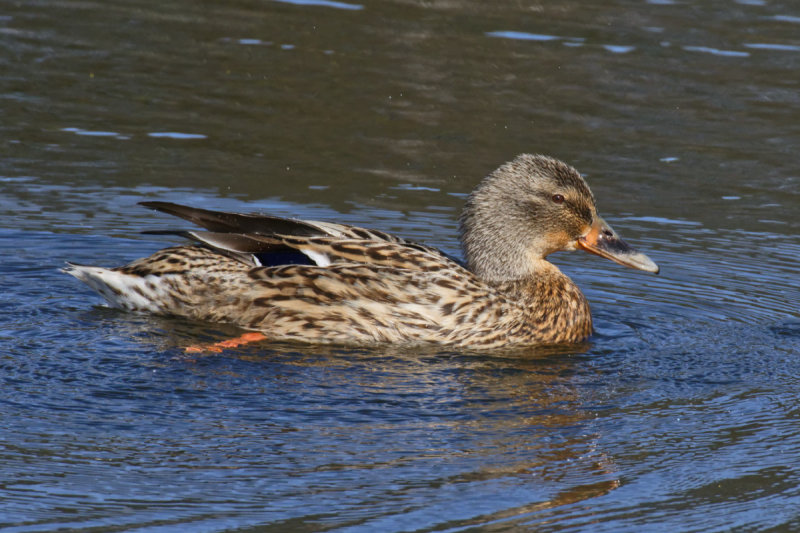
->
[{"left": 2, "top": 0, "right": 799, "bottom": 531}]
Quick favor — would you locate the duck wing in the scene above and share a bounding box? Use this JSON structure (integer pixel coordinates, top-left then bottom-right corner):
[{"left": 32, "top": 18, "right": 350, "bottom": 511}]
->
[
  {"left": 141, "top": 201, "right": 406, "bottom": 242},
  {"left": 139, "top": 202, "right": 460, "bottom": 269}
]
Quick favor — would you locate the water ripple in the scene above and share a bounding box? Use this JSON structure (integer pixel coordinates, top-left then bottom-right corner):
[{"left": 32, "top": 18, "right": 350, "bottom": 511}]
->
[{"left": 273, "top": 0, "right": 363, "bottom": 10}]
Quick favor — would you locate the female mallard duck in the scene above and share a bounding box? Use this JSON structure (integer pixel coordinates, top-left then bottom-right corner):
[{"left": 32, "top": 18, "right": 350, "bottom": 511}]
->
[{"left": 65, "top": 154, "right": 658, "bottom": 349}]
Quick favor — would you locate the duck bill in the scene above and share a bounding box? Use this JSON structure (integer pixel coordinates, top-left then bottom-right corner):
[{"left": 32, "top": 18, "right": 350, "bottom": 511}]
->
[{"left": 577, "top": 217, "right": 659, "bottom": 274}]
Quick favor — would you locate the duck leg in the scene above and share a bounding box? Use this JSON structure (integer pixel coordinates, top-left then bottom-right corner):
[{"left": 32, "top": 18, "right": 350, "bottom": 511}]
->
[{"left": 184, "top": 332, "right": 267, "bottom": 353}]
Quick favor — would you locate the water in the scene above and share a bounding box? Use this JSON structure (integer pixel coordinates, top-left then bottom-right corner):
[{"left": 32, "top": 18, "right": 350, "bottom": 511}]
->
[{"left": 2, "top": 0, "right": 799, "bottom": 530}]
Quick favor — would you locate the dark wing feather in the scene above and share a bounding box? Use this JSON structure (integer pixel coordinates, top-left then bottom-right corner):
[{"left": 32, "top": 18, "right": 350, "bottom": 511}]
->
[
  {"left": 139, "top": 201, "right": 325, "bottom": 237},
  {"left": 139, "top": 201, "right": 465, "bottom": 269},
  {"left": 140, "top": 230, "right": 316, "bottom": 266}
]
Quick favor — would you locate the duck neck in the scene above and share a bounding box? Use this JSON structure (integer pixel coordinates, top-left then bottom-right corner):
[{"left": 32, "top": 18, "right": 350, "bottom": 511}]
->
[
  {"left": 492, "top": 266, "right": 593, "bottom": 344},
  {"left": 458, "top": 179, "right": 557, "bottom": 282},
  {"left": 461, "top": 233, "right": 557, "bottom": 282}
]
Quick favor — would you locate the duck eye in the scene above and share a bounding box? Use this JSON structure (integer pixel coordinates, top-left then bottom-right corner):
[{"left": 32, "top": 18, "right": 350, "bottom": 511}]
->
[{"left": 551, "top": 194, "right": 565, "bottom": 204}]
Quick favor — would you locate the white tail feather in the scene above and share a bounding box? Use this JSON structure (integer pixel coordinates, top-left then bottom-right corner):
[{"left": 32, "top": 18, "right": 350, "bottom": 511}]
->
[{"left": 62, "top": 262, "right": 169, "bottom": 313}]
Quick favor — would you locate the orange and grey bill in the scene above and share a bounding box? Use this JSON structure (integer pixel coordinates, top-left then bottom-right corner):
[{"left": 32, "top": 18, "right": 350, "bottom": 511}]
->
[{"left": 577, "top": 217, "right": 659, "bottom": 274}]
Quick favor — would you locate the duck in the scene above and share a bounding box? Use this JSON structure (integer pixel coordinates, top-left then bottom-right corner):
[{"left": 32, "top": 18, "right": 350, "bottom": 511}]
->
[{"left": 64, "top": 154, "right": 659, "bottom": 349}]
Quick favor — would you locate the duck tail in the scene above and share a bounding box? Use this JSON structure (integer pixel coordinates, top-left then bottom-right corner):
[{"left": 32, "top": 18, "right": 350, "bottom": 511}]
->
[{"left": 62, "top": 262, "right": 169, "bottom": 313}]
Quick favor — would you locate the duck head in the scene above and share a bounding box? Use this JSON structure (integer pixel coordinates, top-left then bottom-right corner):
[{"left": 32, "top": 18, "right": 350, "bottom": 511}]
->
[{"left": 459, "top": 154, "right": 659, "bottom": 281}]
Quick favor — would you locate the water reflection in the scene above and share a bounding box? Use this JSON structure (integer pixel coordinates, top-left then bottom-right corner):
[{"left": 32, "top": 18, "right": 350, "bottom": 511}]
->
[
  {"left": 274, "top": 0, "right": 364, "bottom": 9},
  {"left": 180, "top": 341, "right": 622, "bottom": 527}
]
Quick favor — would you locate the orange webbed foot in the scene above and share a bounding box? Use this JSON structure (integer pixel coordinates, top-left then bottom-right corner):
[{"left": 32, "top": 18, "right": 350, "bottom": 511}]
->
[{"left": 184, "top": 332, "right": 267, "bottom": 353}]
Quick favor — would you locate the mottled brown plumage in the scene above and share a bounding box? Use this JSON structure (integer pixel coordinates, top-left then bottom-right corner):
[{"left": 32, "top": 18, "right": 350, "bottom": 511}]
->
[{"left": 64, "top": 154, "right": 659, "bottom": 348}]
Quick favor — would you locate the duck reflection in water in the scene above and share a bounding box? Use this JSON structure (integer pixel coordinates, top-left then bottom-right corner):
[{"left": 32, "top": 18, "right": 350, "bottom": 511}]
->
[{"left": 222, "top": 342, "right": 621, "bottom": 525}]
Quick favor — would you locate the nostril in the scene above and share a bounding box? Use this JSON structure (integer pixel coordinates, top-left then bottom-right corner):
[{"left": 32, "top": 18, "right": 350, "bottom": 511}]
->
[{"left": 602, "top": 230, "right": 613, "bottom": 237}]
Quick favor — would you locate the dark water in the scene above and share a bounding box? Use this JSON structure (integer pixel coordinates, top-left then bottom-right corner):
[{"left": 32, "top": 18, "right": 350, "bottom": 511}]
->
[{"left": 2, "top": 0, "right": 799, "bottom": 530}]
